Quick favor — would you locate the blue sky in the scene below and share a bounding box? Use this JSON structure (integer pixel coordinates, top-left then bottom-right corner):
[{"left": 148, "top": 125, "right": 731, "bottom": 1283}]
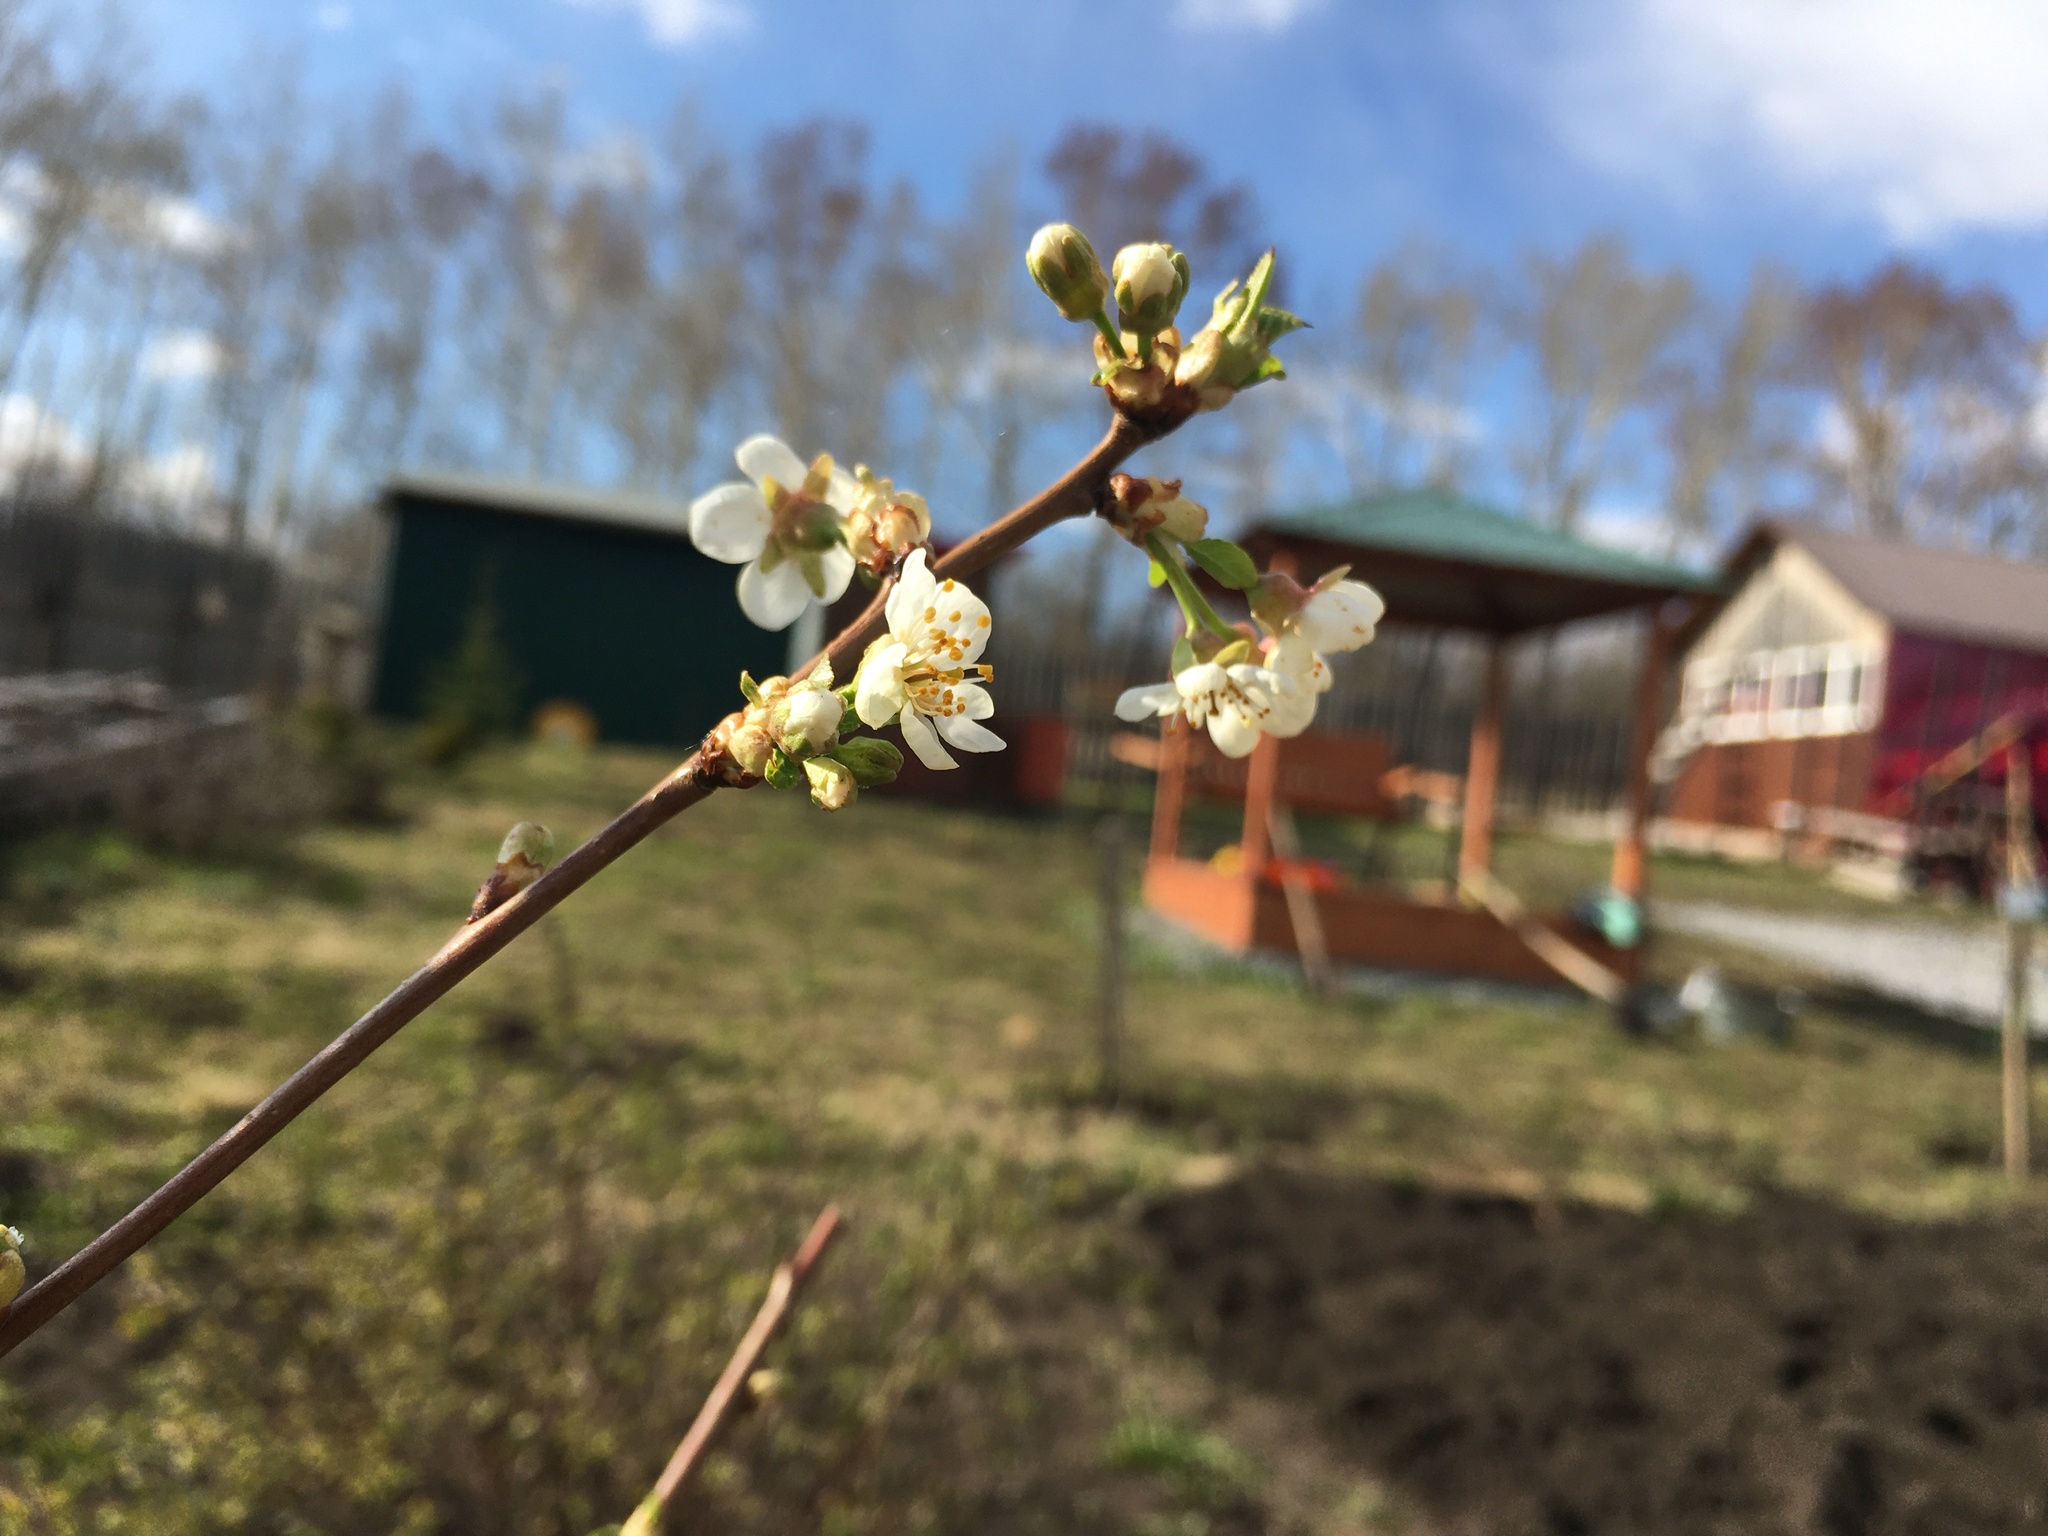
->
[
  {"left": 124, "top": 0, "right": 2048, "bottom": 317},
  {"left": 106, "top": 0, "right": 2048, "bottom": 549}
]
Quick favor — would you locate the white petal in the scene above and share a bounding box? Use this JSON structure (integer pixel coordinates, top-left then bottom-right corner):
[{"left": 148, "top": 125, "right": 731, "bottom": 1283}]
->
[
  {"left": 920, "top": 578, "right": 992, "bottom": 666},
  {"left": 688, "top": 482, "right": 771, "bottom": 563},
  {"left": 855, "top": 642, "right": 909, "bottom": 727},
  {"left": 1115, "top": 681, "right": 1181, "bottom": 722},
  {"left": 1270, "top": 633, "right": 1331, "bottom": 693},
  {"left": 1174, "top": 662, "right": 1231, "bottom": 704},
  {"left": 814, "top": 543, "right": 856, "bottom": 603},
  {"left": 824, "top": 462, "right": 860, "bottom": 513},
  {"left": 899, "top": 704, "right": 957, "bottom": 769},
  {"left": 936, "top": 713, "right": 1005, "bottom": 753},
  {"left": 1207, "top": 706, "right": 1263, "bottom": 758},
  {"left": 1301, "top": 580, "right": 1384, "bottom": 653},
  {"left": 1261, "top": 673, "right": 1318, "bottom": 739},
  {"left": 950, "top": 681, "right": 995, "bottom": 720},
  {"left": 735, "top": 433, "right": 808, "bottom": 492},
  {"left": 885, "top": 548, "right": 937, "bottom": 637},
  {"left": 736, "top": 556, "right": 813, "bottom": 630}
]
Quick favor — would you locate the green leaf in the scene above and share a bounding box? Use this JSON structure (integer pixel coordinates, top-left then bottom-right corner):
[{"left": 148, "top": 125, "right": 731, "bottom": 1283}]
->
[
  {"left": 1171, "top": 635, "right": 1197, "bottom": 675},
  {"left": 1147, "top": 559, "right": 1168, "bottom": 588},
  {"left": 1241, "top": 354, "right": 1287, "bottom": 389},
  {"left": 1183, "top": 538, "right": 1259, "bottom": 591},
  {"left": 1256, "top": 306, "right": 1310, "bottom": 342},
  {"left": 806, "top": 656, "right": 834, "bottom": 689},
  {"left": 737, "top": 671, "right": 762, "bottom": 705},
  {"left": 762, "top": 750, "right": 802, "bottom": 792}
]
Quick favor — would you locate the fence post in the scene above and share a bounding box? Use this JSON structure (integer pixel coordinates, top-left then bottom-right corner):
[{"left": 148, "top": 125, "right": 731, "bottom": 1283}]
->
[
  {"left": 1095, "top": 814, "right": 1126, "bottom": 1107},
  {"left": 2003, "top": 750, "right": 2037, "bottom": 1181}
]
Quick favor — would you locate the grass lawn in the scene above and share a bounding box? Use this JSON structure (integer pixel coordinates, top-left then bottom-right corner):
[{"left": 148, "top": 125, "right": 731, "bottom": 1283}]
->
[{"left": 0, "top": 744, "right": 2038, "bottom": 1534}]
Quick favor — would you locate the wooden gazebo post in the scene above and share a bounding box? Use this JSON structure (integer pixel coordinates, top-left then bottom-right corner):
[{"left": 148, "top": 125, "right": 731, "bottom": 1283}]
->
[
  {"left": 1458, "top": 637, "right": 1509, "bottom": 893},
  {"left": 1149, "top": 722, "right": 1190, "bottom": 863},
  {"left": 1610, "top": 604, "right": 1675, "bottom": 903}
]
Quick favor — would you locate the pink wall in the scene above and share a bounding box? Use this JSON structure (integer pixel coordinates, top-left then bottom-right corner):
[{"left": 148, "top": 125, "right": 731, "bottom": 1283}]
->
[{"left": 1872, "top": 631, "right": 2048, "bottom": 811}]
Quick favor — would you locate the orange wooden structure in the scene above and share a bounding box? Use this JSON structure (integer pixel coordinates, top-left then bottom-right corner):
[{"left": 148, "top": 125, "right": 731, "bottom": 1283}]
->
[{"left": 1139, "top": 490, "right": 1721, "bottom": 988}]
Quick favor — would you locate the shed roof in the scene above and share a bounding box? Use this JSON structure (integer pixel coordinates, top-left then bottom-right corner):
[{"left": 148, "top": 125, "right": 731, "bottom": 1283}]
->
[
  {"left": 383, "top": 469, "right": 697, "bottom": 540},
  {"left": 1242, "top": 489, "right": 1721, "bottom": 634},
  {"left": 1737, "top": 522, "right": 2048, "bottom": 656}
]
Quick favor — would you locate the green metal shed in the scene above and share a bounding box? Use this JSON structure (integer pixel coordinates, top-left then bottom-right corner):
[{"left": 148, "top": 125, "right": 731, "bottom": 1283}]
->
[{"left": 373, "top": 471, "right": 787, "bottom": 747}]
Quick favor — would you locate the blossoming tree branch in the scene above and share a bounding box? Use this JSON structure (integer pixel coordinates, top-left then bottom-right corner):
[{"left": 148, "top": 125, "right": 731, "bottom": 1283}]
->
[{"left": 0, "top": 223, "right": 1383, "bottom": 1356}]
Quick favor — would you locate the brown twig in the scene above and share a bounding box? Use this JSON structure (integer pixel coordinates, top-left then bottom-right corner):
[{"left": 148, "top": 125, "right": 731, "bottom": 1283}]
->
[
  {"left": 619, "top": 1205, "right": 843, "bottom": 1535},
  {"left": 0, "top": 412, "right": 1162, "bottom": 1362}
]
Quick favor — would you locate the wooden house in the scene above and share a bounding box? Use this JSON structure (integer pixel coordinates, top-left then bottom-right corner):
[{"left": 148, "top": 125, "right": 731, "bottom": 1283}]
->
[{"left": 1661, "top": 523, "right": 2048, "bottom": 855}]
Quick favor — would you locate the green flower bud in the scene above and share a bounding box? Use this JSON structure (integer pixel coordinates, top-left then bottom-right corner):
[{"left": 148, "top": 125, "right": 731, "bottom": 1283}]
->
[
  {"left": 1174, "top": 249, "right": 1308, "bottom": 411},
  {"left": 804, "top": 755, "right": 857, "bottom": 811},
  {"left": 469, "top": 822, "right": 555, "bottom": 922},
  {"left": 830, "top": 735, "right": 904, "bottom": 788},
  {"left": 1, "top": 1225, "right": 25, "bottom": 1310},
  {"left": 1112, "top": 242, "right": 1190, "bottom": 339},
  {"left": 496, "top": 822, "right": 554, "bottom": 870},
  {"left": 1025, "top": 223, "right": 1109, "bottom": 323},
  {"left": 771, "top": 688, "right": 843, "bottom": 759},
  {"left": 617, "top": 1494, "right": 666, "bottom": 1536},
  {"left": 726, "top": 717, "right": 777, "bottom": 778}
]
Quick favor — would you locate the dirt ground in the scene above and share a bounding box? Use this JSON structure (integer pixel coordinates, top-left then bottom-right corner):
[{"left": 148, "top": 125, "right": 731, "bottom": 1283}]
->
[{"left": 1145, "top": 1170, "right": 2048, "bottom": 1536}]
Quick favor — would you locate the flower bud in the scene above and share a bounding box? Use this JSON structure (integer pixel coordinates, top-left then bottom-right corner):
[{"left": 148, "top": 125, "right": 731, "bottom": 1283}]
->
[
  {"left": 1104, "top": 474, "right": 1207, "bottom": 545},
  {"left": 772, "top": 688, "right": 843, "bottom": 759},
  {"left": 831, "top": 735, "right": 904, "bottom": 788},
  {"left": 469, "top": 822, "right": 555, "bottom": 922},
  {"left": 1093, "top": 325, "right": 1180, "bottom": 413},
  {"left": 804, "top": 755, "right": 857, "bottom": 811},
  {"left": 726, "top": 716, "right": 776, "bottom": 778},
  {"left": 746, "top": 1367, "right": 785, "bottom": 1406},
  {"left": 1112, "top": 242, "right": 1190, "bottom": 338},
  {"left": 1025, "top": 223, "right": 1109, "bottom": 323},
  {"left": 846, "top": 468, "right": 933, "bottom": 576},
  {"left": 1, "top": 1225, "right": 25, "bottom": 1309},
  {"left": 1174, "top": 250, "right": 1307, "bottom": 413},
  {"left": 1249, "top": 569, "right": 1310, "bottom": 633}
]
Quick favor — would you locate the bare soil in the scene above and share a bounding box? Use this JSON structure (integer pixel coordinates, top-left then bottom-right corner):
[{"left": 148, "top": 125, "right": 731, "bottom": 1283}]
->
[{"left": 1144, "top": 1171, "right": 2048, "bottom": 1535}]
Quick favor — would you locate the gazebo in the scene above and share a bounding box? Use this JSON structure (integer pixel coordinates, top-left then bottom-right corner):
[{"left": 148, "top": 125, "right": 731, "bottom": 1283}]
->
[{"left": 1139, "top": 489, "right": 1724, "bottom": 989}]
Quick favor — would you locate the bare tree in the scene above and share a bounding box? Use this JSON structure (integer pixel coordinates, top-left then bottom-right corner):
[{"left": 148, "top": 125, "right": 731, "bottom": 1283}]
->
[
  {"left": 1661, "top": 263, "right": 1803, "bottom": 554},
  {"left": 1341, "top": 243, "right": 1483, "bottom": 494},
  {"left": 1509, "top": 236, "right": 1695, "bottom": 531},
  {"left": 1797, "top": 259, "right": 2035, "bottom": 545}
]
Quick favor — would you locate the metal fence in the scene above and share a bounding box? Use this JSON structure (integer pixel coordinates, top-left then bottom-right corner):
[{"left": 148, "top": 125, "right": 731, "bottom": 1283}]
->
[
  {"left": 0, "top": 506, "right": 279, "bottom": 696},
  {"left": 991, "top": 614, "right": 1643, "bottom": 820}
]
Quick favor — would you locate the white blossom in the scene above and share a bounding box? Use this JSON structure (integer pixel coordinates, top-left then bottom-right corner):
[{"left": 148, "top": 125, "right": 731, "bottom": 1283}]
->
[
  {"left": 853, "top": 550, "right": 1003, "bottom": 770},
  {"left": 1114, "top": 657, "right": 1312, "bottom": 759},
  {"left": 689, "top": 434, "right": 859, "bottom": 630}
]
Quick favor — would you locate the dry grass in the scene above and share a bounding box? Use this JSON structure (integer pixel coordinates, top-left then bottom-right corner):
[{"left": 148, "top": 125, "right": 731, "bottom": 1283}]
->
[{"left": 0, "top": 743, "right": 2035, "bottom": 1533}]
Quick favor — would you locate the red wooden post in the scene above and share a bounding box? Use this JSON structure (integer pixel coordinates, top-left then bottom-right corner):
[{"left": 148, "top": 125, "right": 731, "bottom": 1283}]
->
[
  {"left": 1611, "top": 606, "right": 1674, "bottom": 901},
  {"left": 1150, "top": 721, "right": 1190, "bottom": 863},
  {"left": 1241, "top": 730, "right": 1280, "bottom": 877},
  {"left": 1458, "top": 637, "right": 1508, "bottom": 892}
]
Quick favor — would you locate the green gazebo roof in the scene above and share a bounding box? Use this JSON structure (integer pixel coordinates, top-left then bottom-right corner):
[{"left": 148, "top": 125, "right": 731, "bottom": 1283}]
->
[{"left": 1242, "top": 489, "right": 1722, "bottom": 635}]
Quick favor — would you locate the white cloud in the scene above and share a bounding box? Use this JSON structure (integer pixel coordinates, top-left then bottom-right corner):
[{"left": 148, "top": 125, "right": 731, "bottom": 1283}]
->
[
  {"left": 122, "top": 443, "right": 215, "bottom": 513},
  {"left": 0, "top": 394, "right": 89, "bottom": 488},
  {"left": 1175, "top": 0, "right": 1320, "bottom": 31},
  {"left": 1579, "top": 500, "right": 1675, "bottom": 560},
  {"left": 140, "top": 329, "right": 223, "bottom": 384},
  {"left": 560, "top": 127, "right": 650, "bottom": 192},
  {"left": 143, "top": 195, "right": 230, "bottom": 257},
  {"left": 314, "top": 2, "right": 353, "bottom": 30},
  {"left": 1538, "top": 0, "right": 2048, "bottom": 239},
  {"left": 559, "top": 0, "right": 747, "bottom": 48}
]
